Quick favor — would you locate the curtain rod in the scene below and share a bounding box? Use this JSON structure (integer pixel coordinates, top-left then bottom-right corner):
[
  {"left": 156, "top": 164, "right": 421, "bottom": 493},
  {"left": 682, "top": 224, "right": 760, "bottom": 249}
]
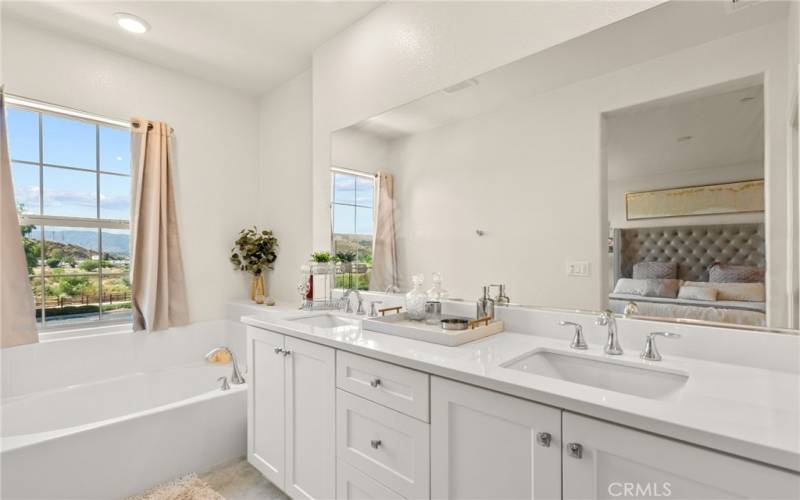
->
[
  {"left": 5, "top": 93, "right": 130, "bottom": 129},
  {"left": 331, "top": 166, "right": 378, "bottom": 178}
]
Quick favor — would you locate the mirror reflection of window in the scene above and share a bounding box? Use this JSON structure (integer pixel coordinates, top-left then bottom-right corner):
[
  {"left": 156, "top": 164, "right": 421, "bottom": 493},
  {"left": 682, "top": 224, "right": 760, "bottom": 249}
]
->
[{"left": 331, "top": 169, "right": 375, "bottom": 290}]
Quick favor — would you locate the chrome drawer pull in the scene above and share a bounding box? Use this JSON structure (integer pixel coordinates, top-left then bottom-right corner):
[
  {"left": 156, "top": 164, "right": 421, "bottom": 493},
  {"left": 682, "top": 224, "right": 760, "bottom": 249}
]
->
[
  {"left": 369, "top": 378, "right": 382, "bottom": 388},
  {"left": 273, "top": 347, "right": 284, "bottom": 355},
  {"left": 567, "top": 442, "right": 583, "bottom": 459},
  {"left": 536, "top": 432, "right": 552, "bottom": 447},
  {"left": 370, "top": 439, "right": 382, "bottom": 449},
  {"left": 283, "top": 349, "right": 292, "bottom": 356}
]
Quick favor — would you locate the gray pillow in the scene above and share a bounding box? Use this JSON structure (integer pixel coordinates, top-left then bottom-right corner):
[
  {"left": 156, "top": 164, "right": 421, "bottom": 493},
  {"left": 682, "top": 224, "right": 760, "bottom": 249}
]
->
[
  {"left": 633, "top": 261, "right": 677, "bottom": 279},
  {"left": 708, "top": 263, "right": 765, "bottom": 283}
]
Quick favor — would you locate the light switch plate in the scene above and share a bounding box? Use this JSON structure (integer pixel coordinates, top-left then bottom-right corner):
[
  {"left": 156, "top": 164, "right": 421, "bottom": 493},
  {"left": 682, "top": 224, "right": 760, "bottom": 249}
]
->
[{"left": 567, "top": 261, "right": 590, "bottom": 277}]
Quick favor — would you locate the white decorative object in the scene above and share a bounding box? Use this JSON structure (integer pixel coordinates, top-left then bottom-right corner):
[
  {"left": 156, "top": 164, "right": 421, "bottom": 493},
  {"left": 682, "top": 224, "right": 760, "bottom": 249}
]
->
[
  {"left": 427, "top": 272, "right": 448, "bottom": 300},
  {"left": 405, "top": 274, "right": 427, "bottom": 320}
]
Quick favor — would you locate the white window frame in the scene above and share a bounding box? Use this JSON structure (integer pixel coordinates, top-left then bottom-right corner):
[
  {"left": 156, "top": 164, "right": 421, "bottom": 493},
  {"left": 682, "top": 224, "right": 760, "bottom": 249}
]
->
[
  {"left": 7, "top": 96, "right": 133, "bottom": 332},
  {"left": 330, "top": 166, "right": 376, "bottom": 262}
]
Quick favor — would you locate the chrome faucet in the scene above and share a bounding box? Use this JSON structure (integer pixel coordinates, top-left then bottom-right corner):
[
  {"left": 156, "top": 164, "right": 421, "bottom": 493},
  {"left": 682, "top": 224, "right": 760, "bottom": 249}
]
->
[
  {"left": 369, "top": 301, "right": 383, "bottom": 317},
  {"left": 641, "top": 331, "right": 681, "bottom": 361},
  {"left": 341, "top": 289, "right": 365, "bottom": 315},
  {"left": 559, "top": 320, "right": 587, "bottom": 349},
  {"left": 205, "top": 347, "right": 246, "bottom": 384},
  {"left": 596, "top": 310, "right": 623, "bottom": 355}
]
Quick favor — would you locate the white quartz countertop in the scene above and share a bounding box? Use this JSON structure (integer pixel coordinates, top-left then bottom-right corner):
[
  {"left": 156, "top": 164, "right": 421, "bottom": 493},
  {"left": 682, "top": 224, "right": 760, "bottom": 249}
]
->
[{"left": 241, "top": 308, "right": 800, "bottom": 473}]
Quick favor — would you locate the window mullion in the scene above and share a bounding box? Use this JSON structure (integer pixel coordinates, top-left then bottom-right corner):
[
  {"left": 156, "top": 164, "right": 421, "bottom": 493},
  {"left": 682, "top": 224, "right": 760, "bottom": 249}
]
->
[{"left": 96, "top": 124, "right": 103, "bottom": 321}]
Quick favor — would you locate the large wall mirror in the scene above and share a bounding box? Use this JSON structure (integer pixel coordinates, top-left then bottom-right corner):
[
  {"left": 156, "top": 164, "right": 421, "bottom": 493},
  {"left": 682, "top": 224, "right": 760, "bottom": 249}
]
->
[{"left": 327, "top": 1, "right": 799, "bottom": 332}]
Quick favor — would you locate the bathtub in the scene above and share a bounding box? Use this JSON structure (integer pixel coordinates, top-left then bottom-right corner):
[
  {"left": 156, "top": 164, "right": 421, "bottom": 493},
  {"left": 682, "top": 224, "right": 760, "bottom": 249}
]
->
[{"left": 1, "top": 319, "right": 248, "bottom": 500}]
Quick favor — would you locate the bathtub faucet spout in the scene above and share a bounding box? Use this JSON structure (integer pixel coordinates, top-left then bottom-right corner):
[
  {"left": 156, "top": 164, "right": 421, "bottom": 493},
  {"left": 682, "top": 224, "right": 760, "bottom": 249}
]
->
[{"left": 205, "top": 347, "right": 245, "bottom": 385}]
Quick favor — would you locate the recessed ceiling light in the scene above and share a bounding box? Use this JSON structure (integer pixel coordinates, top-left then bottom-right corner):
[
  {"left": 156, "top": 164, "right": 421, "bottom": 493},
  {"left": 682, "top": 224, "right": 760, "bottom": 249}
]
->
[
  {"left": 677, "top": 135, "right": 693, "bottom": 142},
  {"left": 114, "top": 13, "right": 150, "bottom": 34}
]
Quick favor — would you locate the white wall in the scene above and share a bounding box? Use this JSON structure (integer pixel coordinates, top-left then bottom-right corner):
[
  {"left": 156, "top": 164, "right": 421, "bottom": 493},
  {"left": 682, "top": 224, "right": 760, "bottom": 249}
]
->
[
  {"left": 371, "top": 22, "right": 789, "bottom": 317},
  {"left": 258, "top": 70, "right": 313, "bottom": 302},
  {"left": 2, "top": 18, "right": 261, "bottom": 323},
  {"left": 331, "top": 128, "right": 388, "bottom": 174},
  {"left": 312, "top": 1, "right": 665, "bottom": 252},
  {"left": 608, "top": 162, "right": 765, "bottom": 229}
]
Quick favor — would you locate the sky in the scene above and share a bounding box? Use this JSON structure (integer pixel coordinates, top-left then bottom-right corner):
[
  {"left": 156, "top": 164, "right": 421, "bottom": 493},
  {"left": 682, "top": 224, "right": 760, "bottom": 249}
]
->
[
  {"left": 7, "top": 106, "right": 131, "bottom": 220},
  {"left": 332, "top": 172, "right": 373, "bottom": 235}
]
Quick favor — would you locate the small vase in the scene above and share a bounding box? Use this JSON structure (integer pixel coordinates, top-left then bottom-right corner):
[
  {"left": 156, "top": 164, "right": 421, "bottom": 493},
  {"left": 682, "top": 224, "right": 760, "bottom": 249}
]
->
[
  {"left": 405, "top": 274, "right": 427, "bottom": 321},
  {"left": 251, "top": 273, "right": 265, "bottom": 301}
]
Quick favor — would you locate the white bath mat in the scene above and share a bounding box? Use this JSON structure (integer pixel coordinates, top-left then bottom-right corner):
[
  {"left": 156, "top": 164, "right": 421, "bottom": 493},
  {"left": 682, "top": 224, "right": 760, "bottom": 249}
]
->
[{"left": 126, "top": 473, "right": 225, "bottom": 500}]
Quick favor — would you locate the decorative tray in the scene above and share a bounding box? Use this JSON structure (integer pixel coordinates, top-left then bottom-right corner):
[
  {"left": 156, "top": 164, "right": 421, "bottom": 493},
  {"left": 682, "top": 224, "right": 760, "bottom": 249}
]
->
[{"left": 362, "top": 312, "right": 504, "bottom": 347}]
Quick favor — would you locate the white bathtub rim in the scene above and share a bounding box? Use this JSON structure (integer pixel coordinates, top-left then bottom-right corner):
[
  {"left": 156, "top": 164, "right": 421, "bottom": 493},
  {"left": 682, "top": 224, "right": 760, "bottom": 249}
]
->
[{"left": 1, "top": 383, "right": 245, "bottom": 454}]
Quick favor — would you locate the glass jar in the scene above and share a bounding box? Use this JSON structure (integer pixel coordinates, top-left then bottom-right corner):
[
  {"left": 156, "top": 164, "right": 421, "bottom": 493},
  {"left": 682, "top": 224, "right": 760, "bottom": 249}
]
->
[
  {"left": 405, "top": 274, "right": 427, "bottom": 321},
  {"left": 427, "top": 272, "right": 448, "bottom": 300}
]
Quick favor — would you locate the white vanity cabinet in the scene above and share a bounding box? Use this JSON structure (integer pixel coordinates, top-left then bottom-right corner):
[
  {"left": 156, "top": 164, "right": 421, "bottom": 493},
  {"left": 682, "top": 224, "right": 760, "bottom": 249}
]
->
[
  {"left": 562, "top": 412, "right": 800, "bottom": 500},
  {"left": 246, "top": 326, "right": 336, "bottom": 500},
  {"left": 246, "top": 323, "right": 799, "bottom": 500},
  {"left": 430, "top": 377, "right": 562, "bottom": 500}
]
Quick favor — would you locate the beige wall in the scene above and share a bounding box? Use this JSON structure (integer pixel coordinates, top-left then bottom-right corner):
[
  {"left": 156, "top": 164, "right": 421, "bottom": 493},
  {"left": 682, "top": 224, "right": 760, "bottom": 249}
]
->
[{"left": 258, "top": 70, "right": 313, "bottom": 303}]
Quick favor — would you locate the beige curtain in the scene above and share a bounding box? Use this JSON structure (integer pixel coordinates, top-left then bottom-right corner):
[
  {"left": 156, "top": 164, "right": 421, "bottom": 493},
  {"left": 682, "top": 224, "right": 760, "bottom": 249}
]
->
[
  {"left": 370, "top": 171, "right": 398, "bottom": 292},
  {"left": 0, "top": 89, "right": 38, "bottom": 347},
  {"left": 131, "top": 119, "right": 190, "bottom": 331}
]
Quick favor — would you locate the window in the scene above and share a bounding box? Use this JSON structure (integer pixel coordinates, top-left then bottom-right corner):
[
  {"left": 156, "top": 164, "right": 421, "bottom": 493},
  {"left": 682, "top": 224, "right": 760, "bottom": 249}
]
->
[
  {"left": 331, "top": 169, "right": 374, "bottom": 290},
  {"left": 7, "top": 99, "right": 132, "bottom": 329}
]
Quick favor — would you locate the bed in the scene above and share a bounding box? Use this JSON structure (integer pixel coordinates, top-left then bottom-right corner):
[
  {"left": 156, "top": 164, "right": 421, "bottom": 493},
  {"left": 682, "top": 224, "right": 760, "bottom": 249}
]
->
[{"left": 609, "top": 224, "right": 766, "bottom": 326}]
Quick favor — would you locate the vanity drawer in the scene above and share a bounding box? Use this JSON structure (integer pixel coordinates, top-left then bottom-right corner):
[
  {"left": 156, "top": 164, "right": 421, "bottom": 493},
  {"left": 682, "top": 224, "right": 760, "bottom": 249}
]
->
[
  {"left": 337, "top": 390, "right": 430, "bottom": 500},
  {"left": 336, "top": 351, "right": 429, "bottom": 421},
  {"left": 337, "top": 460, "right": 405, "bottom": 500}
]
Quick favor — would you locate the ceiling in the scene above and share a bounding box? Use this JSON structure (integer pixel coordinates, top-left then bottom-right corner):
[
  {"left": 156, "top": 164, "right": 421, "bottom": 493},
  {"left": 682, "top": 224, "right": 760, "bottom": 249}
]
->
[
  {"left": 606, "top": 82, "right": 764, "bottom": 181},
  {"left": 2, "top": 1, "right": 382, "bottom": 96},
  {"left": 347, "top": 0, "right": 786, "bottom": 140}
]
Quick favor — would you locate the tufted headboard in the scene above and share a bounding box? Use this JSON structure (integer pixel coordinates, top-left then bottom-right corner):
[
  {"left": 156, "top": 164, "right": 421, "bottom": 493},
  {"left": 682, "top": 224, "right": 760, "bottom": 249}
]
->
[{"left": 612, "top": 223, "right": 765, "bottom": 284}]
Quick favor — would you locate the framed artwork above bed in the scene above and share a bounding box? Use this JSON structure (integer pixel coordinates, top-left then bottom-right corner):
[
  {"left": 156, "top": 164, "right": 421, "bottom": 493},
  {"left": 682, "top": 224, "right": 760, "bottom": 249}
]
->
[{"left": 625, "top": 179, "right": 764, "bottom": 220}]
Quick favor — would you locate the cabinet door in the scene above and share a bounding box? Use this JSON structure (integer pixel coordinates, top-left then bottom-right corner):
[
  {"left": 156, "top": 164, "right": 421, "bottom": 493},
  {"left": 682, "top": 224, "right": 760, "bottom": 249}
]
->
[
  {"left": 563, "top": 412, "right": 800, "bottom": 500},
  {"left": 246, "top": 327, "right": 285, "bottom": 489},
  {"left": 285, "top": 336, "right": 336, "bottom": 500},
  {"left": 431, "top": 377, "right": 561, "bottom": 500}
]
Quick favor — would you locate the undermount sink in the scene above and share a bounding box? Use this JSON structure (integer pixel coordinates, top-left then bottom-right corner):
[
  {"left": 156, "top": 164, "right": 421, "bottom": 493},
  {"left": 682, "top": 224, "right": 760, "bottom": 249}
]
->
[
  {"left": 502, "top": 349, "right": 688, "bottom": 399},
  {"left": 288, "top": 314, "right": 360, "bottom": 329}
]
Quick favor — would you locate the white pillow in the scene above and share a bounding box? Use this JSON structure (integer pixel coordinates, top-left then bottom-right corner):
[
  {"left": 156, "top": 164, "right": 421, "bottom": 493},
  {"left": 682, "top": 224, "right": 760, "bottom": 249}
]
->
[
  {"left": 678, "top": 286, "right": 717, "bottom": 301},
  {"left": 613, "top": 278, "right": 680, "bottom": 298},
  {"left": 682, "top": 281, "right": 765, "bottom": 302}
]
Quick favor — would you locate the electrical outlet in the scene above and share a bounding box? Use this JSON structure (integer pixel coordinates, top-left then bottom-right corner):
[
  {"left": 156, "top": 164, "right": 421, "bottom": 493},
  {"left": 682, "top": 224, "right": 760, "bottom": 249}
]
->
[{"left": 567, "top": 261, "right": 590, "bottom": 277}]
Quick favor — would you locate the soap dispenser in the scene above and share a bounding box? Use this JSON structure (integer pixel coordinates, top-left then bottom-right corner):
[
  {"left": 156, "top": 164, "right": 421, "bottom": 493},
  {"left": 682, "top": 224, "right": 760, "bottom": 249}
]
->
[{"left": 476, "top": 286, "right": 495, "bottom": 320}]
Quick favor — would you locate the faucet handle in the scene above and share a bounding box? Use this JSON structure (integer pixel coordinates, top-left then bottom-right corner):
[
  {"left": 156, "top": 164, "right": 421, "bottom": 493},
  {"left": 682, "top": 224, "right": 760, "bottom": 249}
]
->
[
  {"left": 641, "top": 331, "right": 681, "bottom": 361},
  {"left": 595, "top": 310, "right": 614, "bottom": 325},
  {"left": 559, "top": 321, "right": 588, "bottom": 350},
  {"left": 369, "top": 301, "right": 383, "bottom": 317},
  {"left": 218, "top": 376, "right": 231, "bottom": 391}
]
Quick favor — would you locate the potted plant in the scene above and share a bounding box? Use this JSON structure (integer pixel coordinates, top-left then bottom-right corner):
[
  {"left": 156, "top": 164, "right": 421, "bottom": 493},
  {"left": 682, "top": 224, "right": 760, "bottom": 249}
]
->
[
  {"left": 230, "top": 227, "right": 279, "bottom": 302},
  {"left": 335, "top": 251, "right": 356, "bottom": 273},
  {"left": 310, "top": 251, "right": 335, "bottom": 274}
]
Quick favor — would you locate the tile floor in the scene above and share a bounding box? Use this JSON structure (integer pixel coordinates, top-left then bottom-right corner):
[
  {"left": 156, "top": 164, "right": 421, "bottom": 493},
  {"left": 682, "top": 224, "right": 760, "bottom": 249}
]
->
[{"left": 200, "top": 459, "right": 288, "bottom": 500}]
